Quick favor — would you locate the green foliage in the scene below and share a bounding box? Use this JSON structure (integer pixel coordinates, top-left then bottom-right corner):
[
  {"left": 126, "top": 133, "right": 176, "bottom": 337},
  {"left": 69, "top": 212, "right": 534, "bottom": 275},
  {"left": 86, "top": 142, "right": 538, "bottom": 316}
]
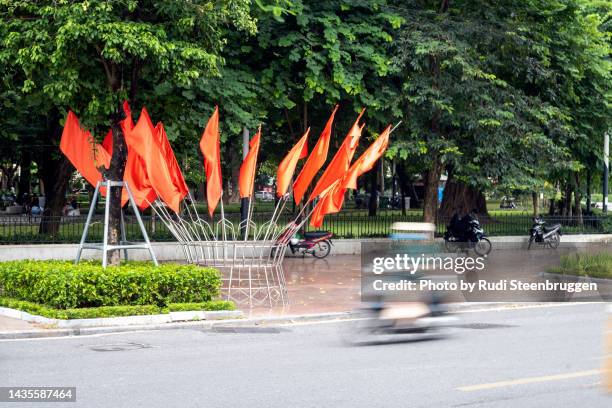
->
[
  {"left": 167, "top": 301, "right": 235, "bottom": 312},
  {"left": 1, "top": 0, "right": 611, "bottom": 219},
  {"left": 548, "top": 251, "right": 612, "bottom": 279},
  {"left": 0, "top": 260, "right": 221, "bottom": 309},
  {"left": 0, "top": 296, "right": 234, "bottom": 319},
  {"left": 0, "top": 0, "right": 257, "bottom": 129},
  {"left": 389, "top": 0, "right": 611, "bottom": 193}
]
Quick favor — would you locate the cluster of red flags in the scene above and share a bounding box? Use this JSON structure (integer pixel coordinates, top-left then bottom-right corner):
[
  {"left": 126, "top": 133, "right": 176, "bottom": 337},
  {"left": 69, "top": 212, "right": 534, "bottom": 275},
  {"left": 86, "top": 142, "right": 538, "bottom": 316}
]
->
[
  {"left": 275, "top": 105, "right": 390, "bottom": 227},
  {"left": 60, "top": 102, "right": 188, "bottom": 213},
  {"left": 309, "top": 124, "right": 390, "bottom": 227},
  {"left": 61, "top": 103, "right": 389, "bottom": 227}
]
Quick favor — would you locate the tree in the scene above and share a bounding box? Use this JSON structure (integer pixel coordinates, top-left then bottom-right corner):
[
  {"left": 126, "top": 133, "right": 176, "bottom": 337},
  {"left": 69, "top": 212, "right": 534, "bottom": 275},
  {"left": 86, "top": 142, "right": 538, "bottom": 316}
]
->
[
  {"left": 250, "top": 0, "right": 402, "bottom": 201},
  {"left": 1, "top": 0, "right": 256, "bottom": 264},
  {"left": 389, "top": 0, "right": 610, "bottom": 222}
]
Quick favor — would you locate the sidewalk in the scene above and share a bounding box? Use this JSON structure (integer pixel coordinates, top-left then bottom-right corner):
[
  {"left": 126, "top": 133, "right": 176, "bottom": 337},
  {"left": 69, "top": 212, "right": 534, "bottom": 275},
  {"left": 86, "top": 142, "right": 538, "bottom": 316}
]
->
[
  {"left": 247, "top": 255, "right": 362, "bottom": 318},
  {"left": 0, "top": 315, "right": 42, "bottom": 331}
]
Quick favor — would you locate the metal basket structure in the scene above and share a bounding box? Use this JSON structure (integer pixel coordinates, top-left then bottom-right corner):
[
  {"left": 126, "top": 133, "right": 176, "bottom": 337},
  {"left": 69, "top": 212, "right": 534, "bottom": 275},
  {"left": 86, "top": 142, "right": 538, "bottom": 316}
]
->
[{"left": 151, "top": 197, "right": 300, "bottom": 307}]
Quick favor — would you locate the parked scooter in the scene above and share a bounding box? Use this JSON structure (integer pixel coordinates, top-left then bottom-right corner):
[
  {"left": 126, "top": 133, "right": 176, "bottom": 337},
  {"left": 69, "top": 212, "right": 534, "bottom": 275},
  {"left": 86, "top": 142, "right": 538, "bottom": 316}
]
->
[
  {"left": 288, "top": 231, "right": 333, "bottom": 258},
  {"left": 444, "top": 212, "right": 492, "bottom": 256},
  {"left": 528, "top": 216, "right": 561, "bottom": 249}
]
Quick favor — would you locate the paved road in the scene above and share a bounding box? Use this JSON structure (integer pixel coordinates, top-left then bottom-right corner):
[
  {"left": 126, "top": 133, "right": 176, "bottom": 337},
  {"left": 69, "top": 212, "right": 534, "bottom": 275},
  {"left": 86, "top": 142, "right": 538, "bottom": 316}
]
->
[{"left": 1, "top": 303, "right": 609, "bottom": 407}]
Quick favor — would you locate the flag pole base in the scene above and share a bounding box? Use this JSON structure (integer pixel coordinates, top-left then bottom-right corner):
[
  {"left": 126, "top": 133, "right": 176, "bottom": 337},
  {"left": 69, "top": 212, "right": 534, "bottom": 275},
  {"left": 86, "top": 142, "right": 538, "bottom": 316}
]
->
[{"left": 75, "top": 180, "right": 158, "bottom": 268}]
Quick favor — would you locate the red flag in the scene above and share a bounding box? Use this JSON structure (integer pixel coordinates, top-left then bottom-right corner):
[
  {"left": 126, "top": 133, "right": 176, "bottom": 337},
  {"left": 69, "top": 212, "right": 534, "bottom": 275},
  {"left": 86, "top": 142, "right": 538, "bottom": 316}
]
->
[
  {"left": 344, "top": 125, "right": 389, "bottom": 189},
  {"left": 309, "top": 181, "right": 342, "bottom": 228},
  {"left": 155, "top": 122, "right": 189, "bottom": 196},
  {"left": 119, "top": 101, "right": 157, "bottom": 209},
  {"left": 292, "top": 105, "right": 338, "bottom": 205},
  {"left": 199, "top": 106, "right": 223, "bottom": 217},
  {"left": 309, "top": 124, "right": 389, "bottom": 228},
  {"left": 330, "top": 125, "right": 391, "bottom": 208},
  {"left": 308, "top": 108, "right": 365, "bottom": 201},
  {"left": 239, "top": 127, "right": 261, "bottom": 198},
  {"left": 127, "top": 108, "right": 184, "bottom": 213},
  {"left": 102, "top": 129, "right": 156, "bottom": 210},
  {"left": 276, "top": 129, "right": 309, "bottom": 197},
  {"left": 60, "top": 111, "right": 110, "bottom": 188}
]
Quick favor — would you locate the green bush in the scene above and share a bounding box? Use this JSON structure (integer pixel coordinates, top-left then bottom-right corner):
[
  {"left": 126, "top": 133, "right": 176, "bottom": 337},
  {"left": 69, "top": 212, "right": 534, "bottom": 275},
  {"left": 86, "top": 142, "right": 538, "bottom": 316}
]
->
[
  {"left": 0, "top": 260, "right": 221, "bottom": 309},
  {"left": 548, "top": 252, "right": 612, "bottom": 279},
  {"left": 0, "top": 297, "right": 234, "bottom": 319},
  {"left": 167, "top": 301, "right": 235, "bottom": 312}
]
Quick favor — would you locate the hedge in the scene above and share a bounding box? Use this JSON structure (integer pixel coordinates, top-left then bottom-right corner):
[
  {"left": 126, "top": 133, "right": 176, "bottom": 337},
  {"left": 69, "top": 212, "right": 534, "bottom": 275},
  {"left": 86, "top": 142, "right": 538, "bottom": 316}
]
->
[
  {"left": 0, "top": 260, "right": 222, "bottom": 309},
  {"left": 0, "top": 297, "right": 234, "bottom": 319}
]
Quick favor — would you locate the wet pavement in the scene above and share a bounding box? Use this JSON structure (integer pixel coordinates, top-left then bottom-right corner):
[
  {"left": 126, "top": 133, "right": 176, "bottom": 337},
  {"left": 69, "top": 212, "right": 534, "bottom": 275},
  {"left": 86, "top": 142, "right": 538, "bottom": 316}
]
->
[
  {"left": 246, "top": 254, "right": 362, "bottom": 318},
  {"left": 245, "top": 244, "right": 610, "bottom": 318}
]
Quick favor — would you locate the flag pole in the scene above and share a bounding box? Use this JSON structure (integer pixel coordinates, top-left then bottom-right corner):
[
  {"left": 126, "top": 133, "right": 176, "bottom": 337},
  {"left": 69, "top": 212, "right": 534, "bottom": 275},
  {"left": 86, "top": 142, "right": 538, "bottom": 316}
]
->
[
  {"left": 263, "top": 193, "right": 289, "bottom": 242},
  {"left": 219, "top": 190, "right": 227, "bottom": 242},
  {"left": 244, "top": 195, "right": 254, "bottom": 241},
  {"left": 243, "top": 125, "right": 261, "bottom": 241}
]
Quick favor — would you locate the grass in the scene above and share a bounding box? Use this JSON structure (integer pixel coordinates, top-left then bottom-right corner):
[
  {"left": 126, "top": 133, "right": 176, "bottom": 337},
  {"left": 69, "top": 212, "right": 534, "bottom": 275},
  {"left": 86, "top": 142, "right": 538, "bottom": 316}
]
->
[
  {"left": 548, "top": 252, "right": 612, "bottom": 279},
  {"left": 0, "top": 296, "right": 235, "bottom": 320}
]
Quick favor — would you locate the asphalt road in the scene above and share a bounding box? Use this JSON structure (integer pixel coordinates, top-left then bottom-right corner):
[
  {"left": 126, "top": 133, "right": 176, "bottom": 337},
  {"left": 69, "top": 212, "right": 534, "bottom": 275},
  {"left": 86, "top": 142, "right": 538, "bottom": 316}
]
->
[{"left": 1, "top": 303, "right": 610, "bottom": 408}]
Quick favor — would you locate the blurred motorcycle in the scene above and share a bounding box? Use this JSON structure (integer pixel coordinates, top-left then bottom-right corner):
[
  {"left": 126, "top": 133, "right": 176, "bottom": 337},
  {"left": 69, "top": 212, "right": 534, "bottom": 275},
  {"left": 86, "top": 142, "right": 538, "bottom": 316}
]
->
[{"left": 344, "top": 291, "right": 456, "bottom": 345}]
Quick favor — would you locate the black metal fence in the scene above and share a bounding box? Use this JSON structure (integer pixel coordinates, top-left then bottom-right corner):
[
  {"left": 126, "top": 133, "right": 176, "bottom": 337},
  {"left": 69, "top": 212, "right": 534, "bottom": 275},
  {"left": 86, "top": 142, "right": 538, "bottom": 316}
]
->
[{"left": 0, "top": 212, "right": 609, "bottom": 244}]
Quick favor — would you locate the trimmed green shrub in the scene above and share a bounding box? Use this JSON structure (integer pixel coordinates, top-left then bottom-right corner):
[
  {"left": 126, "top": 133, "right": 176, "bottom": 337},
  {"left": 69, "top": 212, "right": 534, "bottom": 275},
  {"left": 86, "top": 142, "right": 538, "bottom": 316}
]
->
[
  {"left": 0, "top": 297, "right": 234, "bottom": 319},
  {"left": 0, "top": 260, "right": 221, "bottom": 309},
  {"left": 167, "top": 301, "right": 235, "bottom": 312}
]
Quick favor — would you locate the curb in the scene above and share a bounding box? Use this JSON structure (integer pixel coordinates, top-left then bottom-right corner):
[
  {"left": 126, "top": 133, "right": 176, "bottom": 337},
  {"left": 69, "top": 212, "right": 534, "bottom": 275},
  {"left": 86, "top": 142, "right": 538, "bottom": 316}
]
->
[
  {"left": 0, "top": 307, "right": 244, "bottom": 329},
  {"left": 0, "top": 302, "right": 600, "bottom": 340},
  {"left": 0, "top": 311, "right": 356, "bottom": 340}
]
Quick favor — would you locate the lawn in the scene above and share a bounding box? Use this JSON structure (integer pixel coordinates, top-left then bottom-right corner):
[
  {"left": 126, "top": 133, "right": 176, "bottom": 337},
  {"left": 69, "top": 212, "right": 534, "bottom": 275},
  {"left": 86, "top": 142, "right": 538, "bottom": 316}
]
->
[{"left": 548, "top": 252, "right": 612, "bottom": 280}]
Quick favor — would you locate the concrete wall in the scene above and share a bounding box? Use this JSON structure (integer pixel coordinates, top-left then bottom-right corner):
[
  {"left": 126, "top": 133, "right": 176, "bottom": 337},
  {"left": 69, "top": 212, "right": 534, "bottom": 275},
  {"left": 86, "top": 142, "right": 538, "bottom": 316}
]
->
[{"left": 0, "top": 235, "right": 610, "bottom": 262}]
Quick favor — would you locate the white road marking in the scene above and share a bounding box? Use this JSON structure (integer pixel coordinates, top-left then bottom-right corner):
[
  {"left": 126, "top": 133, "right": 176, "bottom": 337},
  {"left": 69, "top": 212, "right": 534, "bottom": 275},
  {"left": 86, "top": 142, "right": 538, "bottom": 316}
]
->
[{"left": 457, "top": 369, "right": 601, "bottom": 392}]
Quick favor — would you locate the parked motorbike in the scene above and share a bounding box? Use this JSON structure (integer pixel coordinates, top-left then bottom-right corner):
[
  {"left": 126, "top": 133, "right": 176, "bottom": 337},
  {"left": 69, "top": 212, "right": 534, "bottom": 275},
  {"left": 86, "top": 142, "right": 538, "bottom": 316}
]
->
[
  {"left": 528, "top": 217, "right": 561, "bottom": 249},
  {"left": 444, "top": 213, "right": 492, "bottom": 256},
  {"left": 288, "top": 231, "right": 333, "bottom": 258}
]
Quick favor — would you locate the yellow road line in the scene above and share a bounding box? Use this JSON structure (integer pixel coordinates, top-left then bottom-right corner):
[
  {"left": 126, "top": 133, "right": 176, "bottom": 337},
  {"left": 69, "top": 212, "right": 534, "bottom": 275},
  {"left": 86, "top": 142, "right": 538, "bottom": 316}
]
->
[{"left": 458, "top": 369, "right": 601, "bottom": 392}]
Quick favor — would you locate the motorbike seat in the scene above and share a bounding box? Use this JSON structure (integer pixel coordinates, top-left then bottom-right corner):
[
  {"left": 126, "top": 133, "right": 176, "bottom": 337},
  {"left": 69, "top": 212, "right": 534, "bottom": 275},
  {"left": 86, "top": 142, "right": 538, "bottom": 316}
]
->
[
  {"left": 304, "top": 231, "right": 330, "bottom": 240},
  {"left": 543, "top": 224, "right": 561, "bottom": 232}
]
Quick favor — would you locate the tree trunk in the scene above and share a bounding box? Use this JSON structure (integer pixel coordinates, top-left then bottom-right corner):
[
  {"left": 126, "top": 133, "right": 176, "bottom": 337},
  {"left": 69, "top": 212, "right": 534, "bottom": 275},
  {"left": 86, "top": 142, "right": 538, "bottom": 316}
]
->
[
  {"left": 39, "top": 156, "right": 73, "bottom": 236},
  {"left": 438, "top": 176, "right": 488, "bottom": 219},
  {"left": 368, "top": 169, "right": 378, "bottom": 217},
  {"left": 228, "top": 146, "right": 240, "bottom": 204},
  {"left": 105, "top": 104, "right": 128, "bottom": 265},
  {"left": 574, "top": 172, "right": 582, "bottom": 225},
  {"left": 379, "top": 158, "right": 385, "bottom": 194},
  {"left": 422, "top": 154, "right": 442, "bottom": 223},
  {"left": 532, "top": 192, "right": 539, "bottom": 217},
  {"left": 17, "top": 150, "right": 32, "bottom": 204},
  {"left": 586, "top": 169, "right": 592, "bottom": 214},
  {"left": 563, "top": 178, "right": 573, "bottom": 217},
  {"left": 38, "top": 111, "right": 72, "bottom": 236},
  {"left": 396, "top": 162, "right": 407, "bottom": 215},
  {"left": 228, "top": 127, "right": 246, "bottom": 204}
]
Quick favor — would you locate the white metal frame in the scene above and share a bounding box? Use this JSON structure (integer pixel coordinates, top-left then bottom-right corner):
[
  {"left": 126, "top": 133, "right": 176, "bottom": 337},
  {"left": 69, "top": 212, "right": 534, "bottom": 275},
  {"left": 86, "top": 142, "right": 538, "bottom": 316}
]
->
[{"left": 75, "top": 180, "right": 158, "bottom": 268}]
